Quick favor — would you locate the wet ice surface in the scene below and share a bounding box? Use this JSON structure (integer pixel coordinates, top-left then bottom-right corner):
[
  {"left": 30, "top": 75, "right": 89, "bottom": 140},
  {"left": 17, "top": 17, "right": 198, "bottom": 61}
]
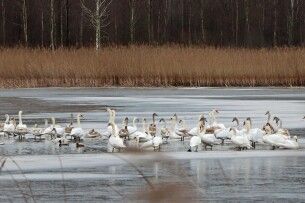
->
[{"left": 0, "top": 87, "right": 305, "bottom": 202}]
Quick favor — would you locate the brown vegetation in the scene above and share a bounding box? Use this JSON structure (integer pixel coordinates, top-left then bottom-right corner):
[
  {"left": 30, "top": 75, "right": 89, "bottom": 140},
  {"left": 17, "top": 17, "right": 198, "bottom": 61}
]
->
[{"left": 0, "top": 46, "right": 304, "bottom": 88}]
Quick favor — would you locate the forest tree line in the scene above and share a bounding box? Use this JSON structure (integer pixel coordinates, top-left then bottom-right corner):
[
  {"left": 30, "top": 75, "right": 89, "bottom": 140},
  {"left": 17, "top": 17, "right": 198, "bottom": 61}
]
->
[{"left": 1, "top": 0, "right": 305, "bottom": 49}]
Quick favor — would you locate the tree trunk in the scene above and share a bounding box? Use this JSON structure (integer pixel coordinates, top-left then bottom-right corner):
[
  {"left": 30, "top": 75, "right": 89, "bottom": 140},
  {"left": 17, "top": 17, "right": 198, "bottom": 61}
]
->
[
  {"left": 235, "top": 0, "right": 238, "bottom": 45},
  {"left": 288, "top": 0, "right": 295, "bottom": 46},
  {"left": 188, "top": 0, "right": 191, "bottom": 45},
  {"left": 65, "top": 0, "right": 69, "bottom": 46},
  {"left": 181, "top": 0, "right": 184, "bottom": 43},
  {"left": 259, "top": 0, "right": 265, "bottom": 46},
  {"left": 22, "top": 0, "right": 28, "bottom": 45},
  {"left": 245, "top": 0, "right": 250, "bottom": 46},
  {"left": 200, "top": 0, "right": 205, "bottom": 43},
  {"left": 1, "top": 0, "right": 5, "bottom": 46},
  {"left": 79, "top": 8, "right": 83, "bottom": 46},
  {"left": 60, "top": 1, "right": 64, "bottom": 47},
  {"left": 95, "top": 0, "right": 101, "bottom": 50},
  {"left": 147, "top": 0, "right": 151, "bottom": 43},
  {"left": 50, "top": 0, "right": 55, "bottom": 50},
  {"left": 129, "top": 0, "right": 135, "bottom": 44},
  {"left": 273, "top": 0, "right": 277, "bottom": 47},
  {"left": 41, "top": 3, "right": 44, "bottom": 47}
]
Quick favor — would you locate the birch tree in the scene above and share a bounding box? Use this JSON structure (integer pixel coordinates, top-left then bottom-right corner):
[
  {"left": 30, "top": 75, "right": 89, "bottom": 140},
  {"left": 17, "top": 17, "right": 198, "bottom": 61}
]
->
[
  {"left": 81, "top": 0, "right": 112, "bottom": 50},
  {"left": 65, "top": 0, "right": 70, "bottom": 45},
  {"left": 200, "top": 0, "right": 205, "bottom": 43},
  {"left": 273, "top": 0, "right": 277, "bottom": 46},
  {"left": 129, "top": 0, "right": 135, "bottom": 43}
]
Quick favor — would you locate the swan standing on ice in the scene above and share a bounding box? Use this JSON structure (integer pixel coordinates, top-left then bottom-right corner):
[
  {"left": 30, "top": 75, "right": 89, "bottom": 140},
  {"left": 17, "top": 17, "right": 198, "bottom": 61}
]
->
[
  {"left": 15, "top": 111, "right": 28, "bottom": 139},
  {"left": 262, "top": 124, "right": 299, "bottom": 150},
  {"left": 119, "top": 117, "right": 129, "bottom": 139},
  {"left": 229, "top": 127, "right": 252, "bottom": 150},
  {"left": 134, "top": 118, "right": 152, "bottom": 143},
  {"left": 273, "top": 116, "right": 288, "bottom": 134},
  {"left": 64, "top": 113, "right": 74, "bottom": 134},
  {"left": 107, "top": 122, "right": 126, "bottom": 152},
  {"left": 127, "top": 117, "right": 139, "bottom": 139},
  {"left": 176, "top": 119, "right": 190, "bottom": 141},
  {"left": 0, "top": 114, "right": 10, "bottom": 131},
  {"left": 188, "top": 114, "right": 204, "bottom": 136},
  {"left": 208, "top": 109, "right": 226, "bottom": 130},
  {"left": 244, "top": 117, "right": 264, "bottom": 148},
  {"left": 148, "top": 113, "right": 158, "bottom": 137},
  {"left": 169, "top": 114, "right": 185, "bottom": 139},
  {"left": 159, "top": 118, "right": 170, "bottom": 142},
  {"left": 188, "top": 118, "right": 204, "bottom": 152},
  {"left": 3, "top": 117, "right": 16, "bottom": 136},
  {"left": 70, "top": 114, "right": 85, "bottom": 140},
  {"left": 198, "top": 117, "right": 220, "bottom": 150}
]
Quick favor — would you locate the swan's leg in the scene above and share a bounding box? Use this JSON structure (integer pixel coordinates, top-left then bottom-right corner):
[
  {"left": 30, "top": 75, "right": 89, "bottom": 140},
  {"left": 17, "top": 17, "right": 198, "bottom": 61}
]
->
[
  {"left": 253, "top": 142, "right": 256, "bottom": 149},
  {"left": 272, "top": 146, "right": 276, "bottom": 150},
  {"left": 195, "top": 146, "right": 198, "bottom": 152},
  {"left": 221, "top": 139, "right": 224, "bottom": 145}
]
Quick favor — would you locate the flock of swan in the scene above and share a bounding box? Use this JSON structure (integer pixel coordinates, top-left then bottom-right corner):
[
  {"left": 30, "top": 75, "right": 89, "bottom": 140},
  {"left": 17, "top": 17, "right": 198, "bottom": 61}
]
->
[{"left": 0, "top": 109, "right": 304, "bottom": 152}]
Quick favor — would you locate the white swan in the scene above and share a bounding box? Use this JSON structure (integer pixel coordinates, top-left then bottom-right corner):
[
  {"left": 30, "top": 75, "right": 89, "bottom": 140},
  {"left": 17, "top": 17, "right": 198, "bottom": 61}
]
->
[
  {"left": 70, "top": 114, "right": 85, "bottom": 140},
  {"left": 188, "top": 119, "right": 203, "bottom": 152},
  {"left": 273, "top": 116, "right": 287, "bottom": 134},
  {"left": 188, "top": 114, "right": 204, "bottom": 136},
  {"left": 3, "top": 116, "right": 15, "bottom": 135},
  {"left": 16, "top": 111, "right": 28, "bottom": 133},
  {"left": 134, "top": 118, "right": 152, "bottom": 142},
  {"left": 107, "top": 122, "right": 126, "bottom": 152},
  {"left": 208, "top": 109, "right": 226, "bottom": 130},
  {"left": 243, "top": 117, "right": 264, "bottom": 148},
  {"left": 229, "top": 127, "right": 252, "bottom": 150},
  {"left": 175, "top": 119, "right": 190, "bottom": 141},
  {"left": 0, "top": 114, "right": 10, "bottom": 131},
  {"left": 262, "top": 124, "right": 298, "bottom": 150},
  {"left": 169, "top": 114, "right": 184, "bottom": 139},
  {"left": 199, "top": 125, "right": 220, "bottom": 150},
  {"left": 127, "top": 117, "right": 139, "bottom": 139},
  {"left": 159, "top": 118, "right": 170, "bottom": 142}
]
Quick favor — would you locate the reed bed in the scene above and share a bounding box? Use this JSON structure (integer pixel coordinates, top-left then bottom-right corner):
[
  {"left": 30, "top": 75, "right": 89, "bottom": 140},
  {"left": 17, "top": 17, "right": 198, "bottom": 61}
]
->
[{"left": 0, "top": 46, "right": 304, "bottom": 88}]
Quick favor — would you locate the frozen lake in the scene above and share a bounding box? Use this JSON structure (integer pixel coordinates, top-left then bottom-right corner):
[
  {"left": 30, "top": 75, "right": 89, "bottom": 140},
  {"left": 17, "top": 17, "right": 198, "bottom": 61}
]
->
[{"left": 0, "top": 87, "right": 305, "bottom": 202}]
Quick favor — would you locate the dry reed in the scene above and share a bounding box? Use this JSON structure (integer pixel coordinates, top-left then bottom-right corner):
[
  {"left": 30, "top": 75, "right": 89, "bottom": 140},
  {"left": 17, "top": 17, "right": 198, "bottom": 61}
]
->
[{"left": 0, "top": 46, "right": 304, "bottom": 88}]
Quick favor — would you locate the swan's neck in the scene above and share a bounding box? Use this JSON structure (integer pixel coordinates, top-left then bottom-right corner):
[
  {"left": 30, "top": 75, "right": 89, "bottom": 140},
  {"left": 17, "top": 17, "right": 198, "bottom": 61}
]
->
[
  {"left": 279, "top": 120, "right": 282, "bottom": 128},
  {"left": 235, "top": 119, "right": 239, "bottom": 127},
  {"left": 152, "top": 115, "right": 155, "bottom": 124},
  {"left": 5, "top": 115, "right": 9, "bottom": 124},
  {"left": 52, "top": 118, "right": 55, "bottom": 127},
  {"left": 77, "top": 115, "right": 81, "bottom": 127},
  {"left": 45, "top": 119, "right": 48, "bottom": 127},
  {"left": 133, "top": 118, "right": 137, "bottom": 128},
  {"left": 18, "top": 112, "right": 23, "bottom": 125},
  {"left": 267, "top": 113, "right": 271, "bottom": 122}
]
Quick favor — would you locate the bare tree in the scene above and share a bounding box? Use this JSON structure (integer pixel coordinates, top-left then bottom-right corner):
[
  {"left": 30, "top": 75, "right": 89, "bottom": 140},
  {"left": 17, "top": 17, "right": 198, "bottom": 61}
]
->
[
  {"left": 50, "top": 0, "right": 55, "bottom": 50},
  {"left": 79, "top": 6, "right": 84, "bottom": 46},
  {"left": 60, "top": 1, "right": 64, "bottom": 46},
  {"left": 188, "top": 0, "right": 191, "bottom": 45},
  {"left": 65, "top": 0, "right": 70, "bottom": 46},
  {"left": 147, "top": 0, "right": 151, "bottom": 43},
  {"left": 235, "top": 0, "right": 239, "bottom": 45},
  {"left": 129, "top": 0, "right": 135, "bottom": 44},
  {"left": 1, "top": 0, "right": 5, "bottom": 45},
  {"left": 273, "top": 0, "right": 277, "bottom": 46},
  {"left": 181, "top": 0, "right": 184, "bottom": 42},
  {"left": 81, "top": 0, "right": 112, "bottom": 50},
  {"left": 245, "top": 0, "right": 250, "bottom": 46},
  {"left": 20, "top": 0, "right": 28, "bottom": 45},
  {"left": 40, "top": 0, "right": 44, "bottom": 47},
  {"left": 288, "top": 0, "right": 295, "bottom": 46},
  {"left": 200, "top": 0, "right": 205, "bottom": 43}
]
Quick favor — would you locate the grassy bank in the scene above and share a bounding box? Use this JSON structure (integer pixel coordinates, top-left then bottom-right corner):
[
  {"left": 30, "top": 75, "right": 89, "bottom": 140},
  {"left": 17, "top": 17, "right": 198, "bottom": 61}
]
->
[{"left": 0, "top": 46, "right": 304, "bottom": 88}]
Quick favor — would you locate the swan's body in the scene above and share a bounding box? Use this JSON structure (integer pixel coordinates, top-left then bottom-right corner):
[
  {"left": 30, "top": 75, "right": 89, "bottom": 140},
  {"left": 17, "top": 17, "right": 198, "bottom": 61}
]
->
[
  {"left": 229, "top": 128, "right": 252, "bottom": 150},
  {"left": 3, "top": 116, "right": 15, "bottom": 133},
  {"left": 141, "top": 135, "right": 163, "bottom": 151},
  {"left": 0, "top": 114, "right": 10, "bottom": 131},
  {"left": 159, "top": 118, "right": 170, "bottom": 141},
  {"left": 208, "top": 109, "right": 226, "bottom": 130},
  {"left": 70, "top": 114, "right": 85, "bottom": 139},
  {"left": 127, "top": 117, "right": 139, "bottom": 139},
  {"left": 16, "top": 111, "right": 28, "bottom": 133},
  {"left": 188, "top": 119, "right": 204, "bottom": 152},
  {"left": 107, "top": 122, "right": 126, "bottom": 152}
]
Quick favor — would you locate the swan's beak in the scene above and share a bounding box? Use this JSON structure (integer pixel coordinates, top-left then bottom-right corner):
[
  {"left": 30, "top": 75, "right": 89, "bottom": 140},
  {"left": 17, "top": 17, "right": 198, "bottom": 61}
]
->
[{"left": 265, "top": 111, "right": 269, "bottom": 115}]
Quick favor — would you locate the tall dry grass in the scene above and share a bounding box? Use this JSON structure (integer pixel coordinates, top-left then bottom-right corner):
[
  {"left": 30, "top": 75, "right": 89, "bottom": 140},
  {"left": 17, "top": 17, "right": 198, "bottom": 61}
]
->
[{"left": 0, "top": 46, "right": 304, "bottom": 87}]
